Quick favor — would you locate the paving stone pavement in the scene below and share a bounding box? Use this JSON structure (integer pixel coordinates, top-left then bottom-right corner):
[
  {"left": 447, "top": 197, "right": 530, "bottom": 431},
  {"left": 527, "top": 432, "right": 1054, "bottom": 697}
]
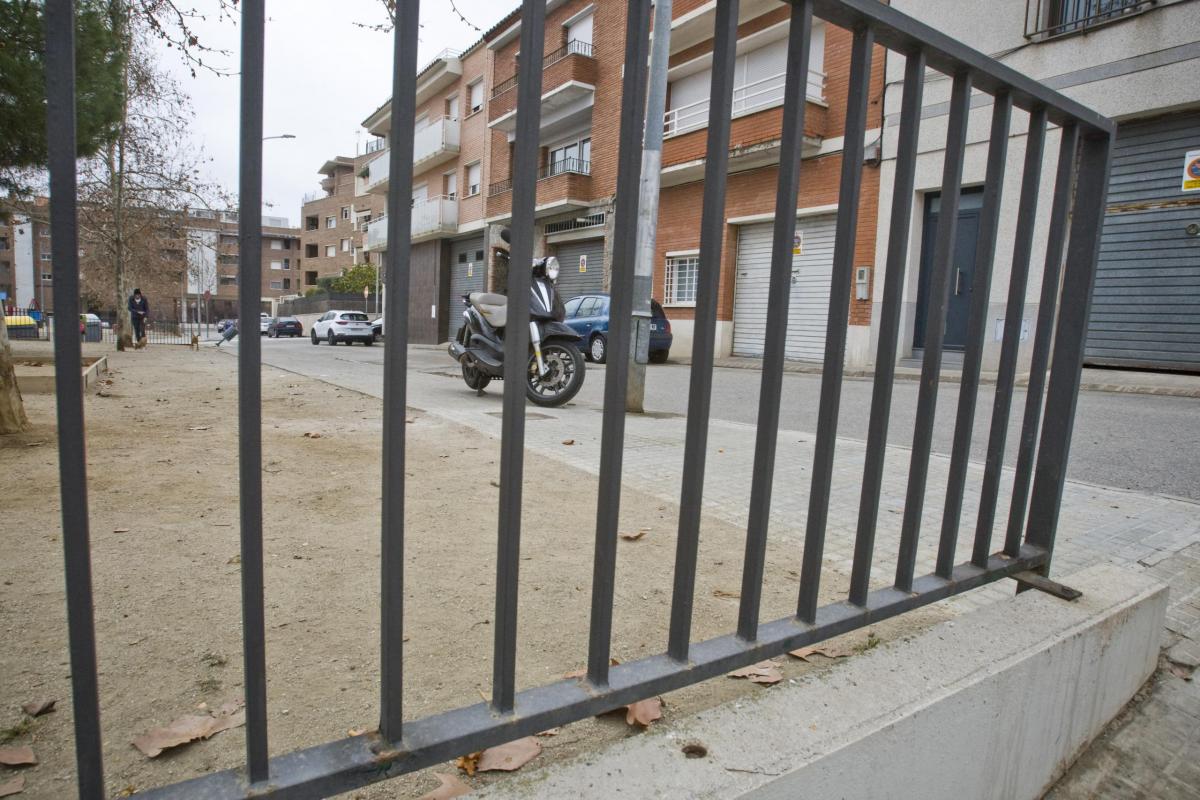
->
[{"left": 1046, "top": 543, "right": 1200, "bottom": 799}]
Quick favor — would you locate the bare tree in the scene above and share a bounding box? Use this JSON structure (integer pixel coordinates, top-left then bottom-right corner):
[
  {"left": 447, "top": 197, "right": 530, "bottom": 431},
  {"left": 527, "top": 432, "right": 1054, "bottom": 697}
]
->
[{"left": 76, "top": 28, "right": 224, "bottom": 349}]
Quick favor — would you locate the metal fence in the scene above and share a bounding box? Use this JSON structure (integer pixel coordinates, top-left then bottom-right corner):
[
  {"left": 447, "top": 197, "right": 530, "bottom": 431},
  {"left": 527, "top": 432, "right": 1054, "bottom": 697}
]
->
[
  {"left": 43, "top": 0, "right": 1114, "bottom": 797},
  {"left": 1024, "top": 0, "right": 1156, "bottom": 39},
  {"left": 3, "top": 306, "right": 53, "bottom": 341}
]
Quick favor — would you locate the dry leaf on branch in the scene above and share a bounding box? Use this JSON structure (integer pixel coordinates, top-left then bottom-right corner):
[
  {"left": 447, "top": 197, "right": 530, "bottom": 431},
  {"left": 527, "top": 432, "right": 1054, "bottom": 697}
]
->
[
  {"left": 712, "top": 589, "right": 740, "bottom": 599},
  {"left": 728, "top": 661, "right": 783, "bottom": 685},
  {"left": 455, "top": 751, "right": 482, "bottom": 776},
  {"left": 132, "top": 702, "right": 245, "bottom": 758},
  {"left": 0, "top": 776, "right": 25, "bottom": 798},
  {"left": 787, "top": 640, "right": 856, "bottom": 662},
  {"left": 416, "top": 772, "right": 471, "bottom": 800},
  {"left": 476, "top": 737, "right": 541, "bottom": 772},
  {"left": 619, "top": 530, "right": 648, "bottom": 541},
  {"left": 20, "top": 699, "right": 55, "bottom": 717},
  {"left": 625, "top": 697, "right": 663, "bottom": 727},
  {"left": 0, "top": 746, "right": 36, "bottom": 766}
]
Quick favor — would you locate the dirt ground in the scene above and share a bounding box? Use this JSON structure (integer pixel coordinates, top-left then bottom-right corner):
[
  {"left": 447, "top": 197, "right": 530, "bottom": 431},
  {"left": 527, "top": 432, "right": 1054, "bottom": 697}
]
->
[{"left": 0, "top": 345, "right": 945, "bottom": 799}]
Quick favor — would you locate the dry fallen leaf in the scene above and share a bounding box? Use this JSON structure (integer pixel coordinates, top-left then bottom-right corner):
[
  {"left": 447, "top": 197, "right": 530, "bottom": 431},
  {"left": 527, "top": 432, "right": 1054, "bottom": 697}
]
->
[
  {"left": 561, "top": 439, "right": 575, "bottom": 446},
  {"left": 455, "top": 751, "right": 482, "bottom": 777},
  {"left": 1169, "top": 663, "right": 1194, "bottom": 681},
  {"left": 535, "top": 727, "right": 562, "bottom": 737},
  {"left": 0, "top": 775, "right": 25, "bottom": 798},
  {"left": 619, "top": 530, "right": 648, "bottom": 541},
  {"left": 0, "top": 746, "right": 36, "bottom": 766},
  {"left": 625, "top": 698, "right": 663, "bottom": 727},
  {"left": 787, "top": 640, "right": 856, "bottom": 662},
  {"left": 303, "top": 432, "right": 323, "bottom": 439},
  {"left": 132, "top": 702, "right": 245, "bottom": 757},
  {"left": 476, "top": 737, "right": 541, "bottom": 772},
  {"left": 347, "top": 726, "right": 374, "bottom": 737},
  {"left": 417, "top": 772, "right": 471, "bottom": 800},
  {"left": 563, "top": 667, "right": 587, "bottom": 679},
  {"left": 113, "top": 527, "right": 130, "bottom": 533},
  {"left": 187, "top": 425, "right": 211, "bottom": 431},
  {"left": 20, "top": 699, "right": 55, "bottom": 717},
  {"left": 712, "top": 588, "right": 740, "bottom": 599},
  {"left": 728, "top": 661, "right": 783, "bottom": 685}
]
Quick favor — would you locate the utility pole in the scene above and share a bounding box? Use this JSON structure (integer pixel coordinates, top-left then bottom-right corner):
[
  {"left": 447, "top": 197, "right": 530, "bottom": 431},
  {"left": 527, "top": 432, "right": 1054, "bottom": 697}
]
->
[{"left": 626, "top": 0, "right": 672, "bottom": 412}]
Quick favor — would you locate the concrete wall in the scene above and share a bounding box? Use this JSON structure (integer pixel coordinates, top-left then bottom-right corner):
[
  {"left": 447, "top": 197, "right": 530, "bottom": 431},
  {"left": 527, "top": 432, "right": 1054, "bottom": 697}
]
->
[
  {"left": 874, "top": 0, "right": 1200, "bottom": 370},
  {"left": 478, "top": 563, "right": 1166, "bottom": 800}
]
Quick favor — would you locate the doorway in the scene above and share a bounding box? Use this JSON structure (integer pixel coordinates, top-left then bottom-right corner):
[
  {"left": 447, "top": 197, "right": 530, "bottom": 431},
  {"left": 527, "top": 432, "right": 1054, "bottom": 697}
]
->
[{"left": 914, "top": 188, "right": 983, "bottom": 351}]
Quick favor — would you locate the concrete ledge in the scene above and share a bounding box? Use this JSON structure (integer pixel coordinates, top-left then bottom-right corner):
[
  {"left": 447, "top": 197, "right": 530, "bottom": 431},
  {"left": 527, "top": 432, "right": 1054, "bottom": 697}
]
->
[
  {"left": 14, "top": 355, "right": 107, "bottom": 394},
  {"left": 480, "top": 564, "right": 1166, "bottom": 800}
]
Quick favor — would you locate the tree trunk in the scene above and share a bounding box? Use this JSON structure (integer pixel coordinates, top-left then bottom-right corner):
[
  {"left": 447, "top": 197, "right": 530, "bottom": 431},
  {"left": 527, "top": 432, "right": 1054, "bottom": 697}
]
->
[
  {"left": 111, "top": 20, "right": 133, "bottom": 351},
  {"left": 0, "top": 314, "right": 30, "bottom": 434}
]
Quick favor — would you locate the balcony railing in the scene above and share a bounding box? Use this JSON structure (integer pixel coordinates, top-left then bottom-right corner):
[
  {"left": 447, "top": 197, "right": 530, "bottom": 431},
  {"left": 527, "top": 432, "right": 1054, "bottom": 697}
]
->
[
  {"left": 365, "top": 196, "right": 458, "bottom": 250},
  {"left": 491, "top": 39, "right": 595, "bottom": 98},
  {"left": 1024, "top": 0, "right": 1156, "bottom": 39},
  {"left": 664, "top": 69, "right": 827, "bottom": 137},
  {"left": 488, "top": 158, "right": 591, "bottom": 197},
  {"left": 413, "top": 116, "right": 461, "bottom": 167},
  {"left": 363, "top": 148, "right": 390, "bottom": 193}
]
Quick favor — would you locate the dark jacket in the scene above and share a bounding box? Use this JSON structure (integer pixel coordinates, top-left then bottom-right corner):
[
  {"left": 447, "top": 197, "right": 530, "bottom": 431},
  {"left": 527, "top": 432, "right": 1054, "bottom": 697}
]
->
[{"left": 128, "top": 294, "right": 149, "bottom": 317}]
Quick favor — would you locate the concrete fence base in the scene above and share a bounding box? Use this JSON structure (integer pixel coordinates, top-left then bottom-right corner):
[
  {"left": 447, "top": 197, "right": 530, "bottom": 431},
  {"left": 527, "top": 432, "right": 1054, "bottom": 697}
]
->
[{"left": 480, "top": 563, "right": 1166, "bottom": 800}]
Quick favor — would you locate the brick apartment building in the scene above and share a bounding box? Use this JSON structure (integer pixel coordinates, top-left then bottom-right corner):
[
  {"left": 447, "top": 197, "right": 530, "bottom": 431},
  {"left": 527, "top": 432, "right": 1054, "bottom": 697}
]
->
[
  {"left": 314, "top": 0, "right": 882, "bottom": 362},
  {"left": 2, "top": 198, "right": 300, "bottom": 322},
  {"left": 298, "top": 154, "right": 387, "bottom": 295}
]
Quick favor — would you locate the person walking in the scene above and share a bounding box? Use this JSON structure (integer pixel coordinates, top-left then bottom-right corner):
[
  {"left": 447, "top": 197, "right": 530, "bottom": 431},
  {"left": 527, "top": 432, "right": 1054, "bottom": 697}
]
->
[{"left": 128, "top": 288, "right": 149, "bottom": 344}]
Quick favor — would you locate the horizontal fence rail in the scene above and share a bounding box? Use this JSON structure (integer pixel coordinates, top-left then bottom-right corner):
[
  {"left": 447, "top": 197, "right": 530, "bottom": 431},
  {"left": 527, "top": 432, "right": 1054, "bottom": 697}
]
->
[{"left": 42, "top": 0, "right": 1114, "bottom": 797}]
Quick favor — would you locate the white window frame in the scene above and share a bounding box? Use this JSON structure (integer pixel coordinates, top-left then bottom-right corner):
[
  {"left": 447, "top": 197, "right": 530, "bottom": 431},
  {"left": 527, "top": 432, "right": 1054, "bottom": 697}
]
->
[
  {"left": 41, "top": 272, "right": 53, "bottom": 281},
  {"left": 326, "top": 215, "right": 336, "bottom": 228},
  {"left": 270, "top": 239, "right": 284, "bottom": 250},
  {"left": 465, "top": 162, "right": 482, "bottom": 197},
  {"left": 270, "top": 260, "right": 283, "bottom": 270},
  {"left": 269, "top": 280, "right": 283, "bottom": 290},
  {"left": 341, "top": 238, "right": 352, "bottom": 252},
  {"left": 325, "top": 244, "right": 336, "bottom": 257},
  {"left": 444, "top": 169, "right": 458, "bottom": 199},
  {"left": 664, "top": 254, "right": 699, "bottom": 307},
  {"left": 340, "top": 206, "right": 351, "bottom": 220},
  {"left": 446, "top": 94, "right": 459, "bottom": 121},
  {"left": 40, "top": 252, "right": 53, "bottom": 261}
]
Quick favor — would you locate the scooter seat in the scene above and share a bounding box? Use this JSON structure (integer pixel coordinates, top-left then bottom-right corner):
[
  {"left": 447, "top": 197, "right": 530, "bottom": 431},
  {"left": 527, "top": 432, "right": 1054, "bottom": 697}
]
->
[{"left": 469, "top": 292, "right": 507, "bottom": 328}]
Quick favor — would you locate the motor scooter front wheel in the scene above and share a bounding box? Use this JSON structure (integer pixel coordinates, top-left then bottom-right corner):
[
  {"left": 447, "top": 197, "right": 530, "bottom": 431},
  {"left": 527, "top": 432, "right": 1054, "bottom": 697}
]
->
[{"left": 526, "top": 342, "right": 585, "bottom": 407}]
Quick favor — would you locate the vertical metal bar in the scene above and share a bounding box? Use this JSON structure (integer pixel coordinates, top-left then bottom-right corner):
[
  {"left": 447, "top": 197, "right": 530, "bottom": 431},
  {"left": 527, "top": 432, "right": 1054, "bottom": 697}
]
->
[
  {"left": 379, "top": 0, "right": 420, "bottom": 742},
  {"left": 972, "top": 106, "right": 1047, "bottom": 566},
  {"left": 894, "top": 70, "right": 972, "bottom": 593},
  {"left": 44, "top": 2, "right": 104, "bottom": 796},
  {"left": 237, "top": 0, "right": 269, "bottom": 781},
  {"left": 1004, "top": 124, "right": 1078, "bottom": 555},
  {"left": 848, "top": 48, "right": 925, "bottom": 607},
  {"left": 667, "top": 0, "right": 740, "bottom": 661},
  {"left": 586, "top": 0, "right": 652, "bottom": 684},
  {"left": 934, "top": 92, "right": 1012, "bottom": 578},
  {"left": 797, "top": 25, "right": 874, "bottom": 623},
  {"left": 493, "top": 0, "right": 546, "bottom": 712},
  {"left": 1024, "top": 129, "right": 1113, "bottom": 571},
  {"left": 736, "top": 0, "right": 813, "bottom": 640}
]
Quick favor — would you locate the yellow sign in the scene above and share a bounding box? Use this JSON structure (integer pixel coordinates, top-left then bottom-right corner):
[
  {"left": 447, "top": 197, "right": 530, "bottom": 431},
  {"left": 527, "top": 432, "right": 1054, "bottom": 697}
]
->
[
  {"left": 1183, "top": 150, "right": 1200, "bottom": 192},
  {"left": 579, "top": 254, "right": 587, "bottom": 273},
  {"left": 467, "top": 262, "right": 473, "bottom": 277},
  {"left": 792, "top": 232, "right": 804, "bottom": 256}
]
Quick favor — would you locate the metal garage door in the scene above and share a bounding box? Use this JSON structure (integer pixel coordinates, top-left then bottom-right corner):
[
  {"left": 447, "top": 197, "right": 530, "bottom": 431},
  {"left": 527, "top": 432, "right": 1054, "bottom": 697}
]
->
[
  {"left": 1085, "top": 112, "right": 1200, "bottom": 371},
  {"left": 449, "top": 236, "right": 485, "bottom": 341},
  {"left": 552, "top": 238, "right": 606, "bottom": 301},
  {"left": 733, "top": 214, "right": 837, "bottom": 361}
]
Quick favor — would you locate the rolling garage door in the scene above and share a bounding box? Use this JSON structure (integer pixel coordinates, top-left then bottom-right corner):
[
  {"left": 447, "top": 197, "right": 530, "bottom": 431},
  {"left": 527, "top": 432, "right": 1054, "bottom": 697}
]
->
[
  {"left": 1085, "top": 112, "right": 1200, "bottom": 371},
  {"left": 733, "top": 214, "right": 837, "bottom": 361},
  {"left": 552, "top": 238, "right": 606, "bottom": 301},
  {"left": 449, "top": 236, "right": 485, "bottom": 341}
]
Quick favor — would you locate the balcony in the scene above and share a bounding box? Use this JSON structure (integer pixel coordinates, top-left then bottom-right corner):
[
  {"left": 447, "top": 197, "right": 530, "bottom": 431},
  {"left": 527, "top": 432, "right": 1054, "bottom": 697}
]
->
[
  {"left": 364, "top": 197, "right": 459, "bottom": 252},
  {"left": 363, "top": 149, "right": 390, "bottom": 195},
  {"left": 664, "top": 69, "right": 826, "bottom": 137},
  {"left": 486, "top": 159, "right": 593, "bottom": 221},
  {"left": 488, "top": 41, "right": 597, "bottom": 135},
  {"left": 414, "top": 116, "right": 460, "bottom": 171}
]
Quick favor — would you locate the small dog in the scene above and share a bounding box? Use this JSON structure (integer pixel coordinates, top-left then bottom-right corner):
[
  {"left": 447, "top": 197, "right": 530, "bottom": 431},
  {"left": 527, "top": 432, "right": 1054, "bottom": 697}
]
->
[
  {"left": 190, "top": 334, "right": 200, "bottom": 351},
  {"left": 134, "top": 335, "right": 148, "bottom": 350}
]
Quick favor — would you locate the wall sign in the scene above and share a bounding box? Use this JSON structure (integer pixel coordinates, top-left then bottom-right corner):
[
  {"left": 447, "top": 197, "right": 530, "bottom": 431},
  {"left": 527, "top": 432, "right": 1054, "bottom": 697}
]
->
[
  {"left": 792, "top": 232, "right": 804, "bottom": 256},
  {"left": 579, "top": 254, "right": 587, "bottom": 273},
  {"left": 1183, "top": 150, "right": 1200, "bottom": 192}
]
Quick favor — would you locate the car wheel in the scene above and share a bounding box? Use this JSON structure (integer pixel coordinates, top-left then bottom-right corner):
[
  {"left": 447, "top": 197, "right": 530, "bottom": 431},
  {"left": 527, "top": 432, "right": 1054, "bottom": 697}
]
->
[
  {"left": 589, "top": 334, "right": 607, "bottom": 364},
  {"left": 328, "top": 331, "right": 336, "bottom": 346},
  {"left": 649, "top": 349, "right": 669, "bottom": 364},
  {"left": 364, "top": 337, "right": 373, "bottom": 346}
]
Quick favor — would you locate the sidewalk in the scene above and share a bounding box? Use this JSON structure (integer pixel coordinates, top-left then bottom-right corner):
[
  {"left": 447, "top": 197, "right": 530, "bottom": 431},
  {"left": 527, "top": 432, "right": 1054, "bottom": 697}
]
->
[{"left": 671, "top": 354, "right": 1200, "bottom": 399}]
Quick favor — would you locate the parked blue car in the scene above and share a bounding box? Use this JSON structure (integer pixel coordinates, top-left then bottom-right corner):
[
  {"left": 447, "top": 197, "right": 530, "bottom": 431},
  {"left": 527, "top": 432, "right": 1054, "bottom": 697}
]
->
[{"left": 562, "top": 293, "right": 672, "bottom": 364}]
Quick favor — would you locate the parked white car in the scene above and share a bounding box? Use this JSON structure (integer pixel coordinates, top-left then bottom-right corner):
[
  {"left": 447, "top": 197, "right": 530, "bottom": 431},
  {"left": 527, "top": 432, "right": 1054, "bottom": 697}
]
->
[
  {"left": 259, "top": 311, "right": 270, "bottom": 335},
  {"left": 311, "top": 310, "right": 374, "bottom": 346}
]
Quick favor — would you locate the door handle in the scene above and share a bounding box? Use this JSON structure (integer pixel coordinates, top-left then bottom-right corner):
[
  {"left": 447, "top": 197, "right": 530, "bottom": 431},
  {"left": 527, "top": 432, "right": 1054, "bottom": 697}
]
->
[{"left": 955, "top": 269, "right": 964, "bottom": 296}]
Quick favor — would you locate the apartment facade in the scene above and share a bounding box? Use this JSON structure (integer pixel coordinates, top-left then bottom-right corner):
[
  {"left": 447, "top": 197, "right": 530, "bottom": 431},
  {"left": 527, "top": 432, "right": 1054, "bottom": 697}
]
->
[
  {"left": 299, "top": 155, "right": 387, "bottom": 294},
  {"left": 185, "top": 210, "right": 302, "bottom": 320},
  {"left": 345, "top": 0, "right": 882, "bottom": 362},
  {"left": 882, "top": 0, "right": 1199, "bottom": 372}
]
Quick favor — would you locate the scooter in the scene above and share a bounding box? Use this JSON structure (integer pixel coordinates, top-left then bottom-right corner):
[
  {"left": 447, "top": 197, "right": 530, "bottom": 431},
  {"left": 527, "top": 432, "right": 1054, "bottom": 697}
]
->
[{"left": 447, "top": 230, "right": 586, "bottom": 407}]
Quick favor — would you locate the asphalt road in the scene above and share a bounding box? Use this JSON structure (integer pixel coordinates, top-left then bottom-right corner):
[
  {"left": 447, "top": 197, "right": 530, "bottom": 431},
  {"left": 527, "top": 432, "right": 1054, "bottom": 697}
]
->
[{"left": 227, "top": 336, "right": 1200, "bottom": 502}]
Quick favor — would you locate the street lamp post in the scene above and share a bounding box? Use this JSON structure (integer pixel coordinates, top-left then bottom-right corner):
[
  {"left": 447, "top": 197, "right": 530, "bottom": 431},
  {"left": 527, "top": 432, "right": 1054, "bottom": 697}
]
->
[{"left": 363, "top": 285, "right": 369, "bottom": 315}]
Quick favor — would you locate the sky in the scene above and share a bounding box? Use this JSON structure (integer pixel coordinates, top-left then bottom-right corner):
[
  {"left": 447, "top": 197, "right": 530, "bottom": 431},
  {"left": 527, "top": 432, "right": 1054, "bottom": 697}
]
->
[{"left": 154, "top": 0, "right": 515, "bottom": 227}]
